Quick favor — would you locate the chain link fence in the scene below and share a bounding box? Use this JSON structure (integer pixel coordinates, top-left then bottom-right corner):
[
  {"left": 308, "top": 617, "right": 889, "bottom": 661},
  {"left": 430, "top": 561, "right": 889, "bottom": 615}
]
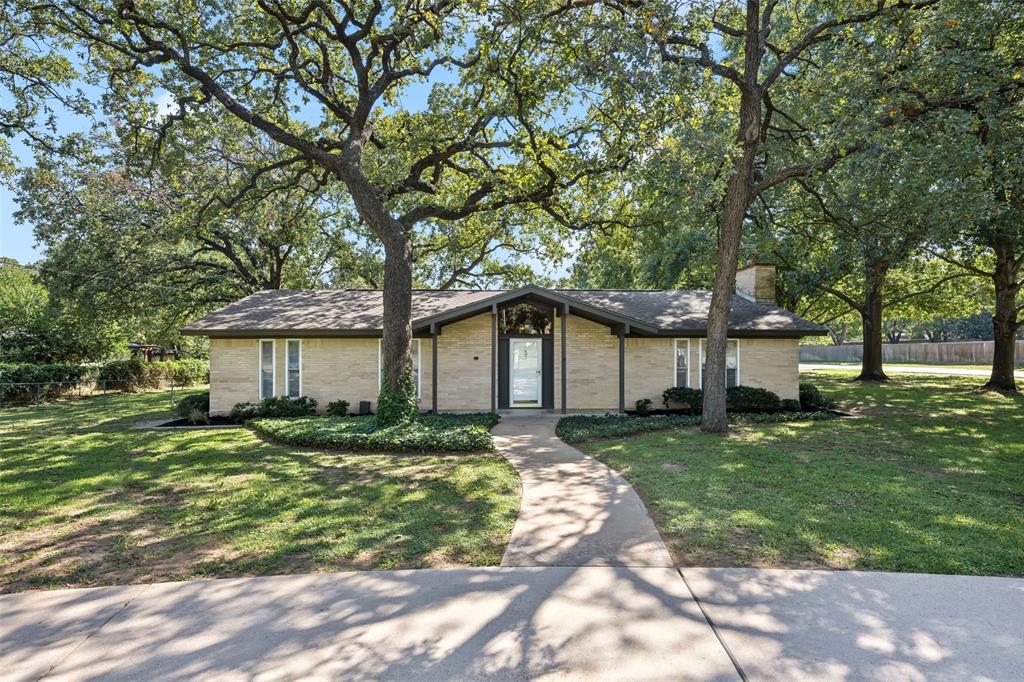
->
[{"left": 0, "top": 379, "right": 204, "bottom": 409}]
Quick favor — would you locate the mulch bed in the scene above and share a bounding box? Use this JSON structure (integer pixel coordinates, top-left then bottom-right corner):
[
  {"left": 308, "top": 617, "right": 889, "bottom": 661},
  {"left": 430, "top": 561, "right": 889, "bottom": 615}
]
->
[{"left": 155, "top": 416, "right": 240, "bottom": 428}]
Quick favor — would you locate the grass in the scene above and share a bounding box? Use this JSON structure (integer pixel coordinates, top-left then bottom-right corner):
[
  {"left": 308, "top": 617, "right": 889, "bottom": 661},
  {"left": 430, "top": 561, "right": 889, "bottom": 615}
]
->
[
  {"left": 0, "top": 390, "right": 519, "bottom": 592},
  {"left": 575, "top": 372, "right": 1024, "bottom": 576},
  {"left": 250, "top": 413, "right": 498, "bottom": 452}
]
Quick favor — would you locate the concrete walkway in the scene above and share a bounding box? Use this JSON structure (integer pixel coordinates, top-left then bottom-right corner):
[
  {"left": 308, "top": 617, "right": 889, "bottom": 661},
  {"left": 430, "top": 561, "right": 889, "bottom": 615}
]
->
[{"left": 493, "top": 416, "right": 674, "bottom": 568}]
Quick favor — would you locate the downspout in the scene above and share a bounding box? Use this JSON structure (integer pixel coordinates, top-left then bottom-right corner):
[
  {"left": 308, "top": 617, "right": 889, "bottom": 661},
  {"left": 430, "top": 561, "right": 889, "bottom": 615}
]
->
[
  {"left": 618, "top": 326, "right": 627, "bottom": 414},
  {"left": 561, "top": 303, "right": 568, "bottom": 414},
  {"left": 431, "top": 323, "right": 438, "bottom": 414},
  {"left": 491, "top": 304, "right": 498, "bottom": 413}
]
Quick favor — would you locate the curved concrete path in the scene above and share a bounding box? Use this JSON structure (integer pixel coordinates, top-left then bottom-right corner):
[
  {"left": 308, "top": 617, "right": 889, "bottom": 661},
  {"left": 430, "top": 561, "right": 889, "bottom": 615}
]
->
[{"left": 493, "top": 416, "right": 673, "bottom": 568}]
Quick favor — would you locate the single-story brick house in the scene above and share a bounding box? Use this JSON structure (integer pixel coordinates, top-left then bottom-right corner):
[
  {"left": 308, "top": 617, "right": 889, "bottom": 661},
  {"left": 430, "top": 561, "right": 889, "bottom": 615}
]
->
[{"left": 181, "top": 264, "right": 826, "bottom": 415}]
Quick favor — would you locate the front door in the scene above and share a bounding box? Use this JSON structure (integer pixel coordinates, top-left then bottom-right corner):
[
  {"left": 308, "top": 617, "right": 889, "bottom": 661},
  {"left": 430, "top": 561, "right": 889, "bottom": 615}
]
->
[{"left": 510, "top": 339, "right": 542, "bottom": 406}]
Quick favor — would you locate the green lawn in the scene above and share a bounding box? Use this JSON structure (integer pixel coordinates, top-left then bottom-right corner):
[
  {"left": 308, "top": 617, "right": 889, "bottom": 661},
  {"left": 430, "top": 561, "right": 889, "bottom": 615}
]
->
[
  {"left": 0, "top": 391, "right": 519, "bottom": 592},
  {"left": 576, "top": 372, "right": 1024, "bottom": 576}
]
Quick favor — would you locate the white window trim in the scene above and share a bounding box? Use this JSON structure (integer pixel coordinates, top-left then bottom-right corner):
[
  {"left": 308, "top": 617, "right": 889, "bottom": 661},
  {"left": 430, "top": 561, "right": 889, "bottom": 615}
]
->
[
  {"left": 286, "top": 339, "right": 302, "bottom": 398},
  {"left": 673, "top": 338, "right": 691, "bottom": 388},
  {"left": 258, "top": 339, "right": 275, "bottom": 400},
  {"left": 378, "top": 338, "right": 421, "bottom": 399},
  {"left": 699, "top": 338, "right": 741, "bottom": 388}
]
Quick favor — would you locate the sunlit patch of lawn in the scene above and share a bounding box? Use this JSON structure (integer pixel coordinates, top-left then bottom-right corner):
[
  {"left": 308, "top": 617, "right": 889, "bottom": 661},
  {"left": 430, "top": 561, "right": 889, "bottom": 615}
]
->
[
  {"left": 578, "top": 372, "right": 1024, "bottom": 576},
  {"left": 0, "top": 391, "right": 519, "bottom": 592}
]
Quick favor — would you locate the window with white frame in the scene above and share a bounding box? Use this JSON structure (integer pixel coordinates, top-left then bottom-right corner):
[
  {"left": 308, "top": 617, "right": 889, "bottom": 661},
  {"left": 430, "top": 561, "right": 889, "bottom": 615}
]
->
[
  {"left": 674, "top": 339, "right": 689, "bottom": 387},
  {"left": 700, "top": 339, "right": 739, "bottom": 388},
  {"left": 378, "top": 338, "right": 421, "bottom": 398},
  {"left": 286, "top": 339, "right": 301, "bottom": 398},
  {"left": 259, "top": 339, "right": 275, "bottom": 399}
]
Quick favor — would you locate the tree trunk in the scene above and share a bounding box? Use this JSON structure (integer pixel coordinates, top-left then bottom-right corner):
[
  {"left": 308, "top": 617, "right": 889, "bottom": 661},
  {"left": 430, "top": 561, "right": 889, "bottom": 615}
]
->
[
  {"left": 380, "top": 230, "right": 414, "bottom": 395},
  {"left": 984, "top": 237, "right": 1020, "bottom": 392},
  {"left": 702, "top": 90, "right": 760, "bottom": 433},
  {"left": 857, "top": 268, "right": 888, "bottom": 382}
]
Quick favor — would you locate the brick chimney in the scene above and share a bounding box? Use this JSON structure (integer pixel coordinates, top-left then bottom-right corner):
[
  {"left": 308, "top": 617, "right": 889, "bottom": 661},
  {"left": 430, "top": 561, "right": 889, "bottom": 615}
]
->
[{"left": 736, "top": 262, "right": 776, "bottom": 304}]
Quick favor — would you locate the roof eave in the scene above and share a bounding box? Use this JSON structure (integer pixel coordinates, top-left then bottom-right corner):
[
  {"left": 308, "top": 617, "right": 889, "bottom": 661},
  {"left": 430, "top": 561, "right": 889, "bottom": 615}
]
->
[{"left": 412, "top": 285, "right": 660, "bottom": 334}]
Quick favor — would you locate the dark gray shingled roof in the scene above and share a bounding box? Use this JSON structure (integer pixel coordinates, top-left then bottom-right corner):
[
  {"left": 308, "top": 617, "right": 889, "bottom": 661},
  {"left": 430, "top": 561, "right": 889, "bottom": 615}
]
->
[{"left": 180, "top": 286, "right": 827, "bottom": 337}]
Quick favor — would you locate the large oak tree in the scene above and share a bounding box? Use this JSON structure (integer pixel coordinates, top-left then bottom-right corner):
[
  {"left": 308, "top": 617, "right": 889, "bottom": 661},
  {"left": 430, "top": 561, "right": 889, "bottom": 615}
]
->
[{"left": 22, "top": 0, "right": 630, "bottom": 421}]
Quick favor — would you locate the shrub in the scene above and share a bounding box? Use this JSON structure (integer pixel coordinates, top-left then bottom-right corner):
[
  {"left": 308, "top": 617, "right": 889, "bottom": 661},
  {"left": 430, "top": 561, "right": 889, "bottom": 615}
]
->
[
  {"left": 726, "top": 385, "right": 781, "bottom": 412},
  {"left": 187, "top": 408, "right": 210, "bottom": 425},
  {"left": 97, "top": 358, "right": 156, "bottom": 391},
  {"left": 164, "top": 358, "right": 209, "bottom": 385},
  {"left": 799, "top": 382, "right": 835, "bottom": 411},
  {"left": 556, "top": 410, "right": 837, "bottom": 443},
  {"left": 662, "top": 386, "right": 703, "bottom": 410},
  {"left": 250, "top": 413, "right": 498, "bottom": 452},
  {"left": 326, "top": 399, "right": 350, "bottom": 417},
  {"left": 635, "top": 398, "right": 653, "bottom": 416},
  {"left": 176, "top": 392, "right": 210, "bottom": 419},
  {"left": 229, "top": 402, "right": 260, "bottom": 422},
  {"left": 0, "top": 362, "right": 96, "bottom": 404},
  {"left": 781, "top": 398, "right": 802, "bottom": 412},
  {"left": 229, "top": 395, "right": 318, "bottom": 422}
]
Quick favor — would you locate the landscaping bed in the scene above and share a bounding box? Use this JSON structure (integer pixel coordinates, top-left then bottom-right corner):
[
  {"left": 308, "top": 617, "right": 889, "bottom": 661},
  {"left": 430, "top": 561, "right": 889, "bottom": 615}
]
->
[
  {"left": 249, "top": 413, "right": 500, "bottom": 452},
  {"left": 557, "top": 411, "right": 835, "bottom": 443},
  {"left": 155, "top": 415, "right": 239, "bottom": 428}
]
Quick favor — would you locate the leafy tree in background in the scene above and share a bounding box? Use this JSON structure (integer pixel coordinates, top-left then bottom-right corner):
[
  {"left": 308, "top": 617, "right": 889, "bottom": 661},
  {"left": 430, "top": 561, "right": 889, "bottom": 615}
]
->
[{"left": 0, "top": 258, "right": 123, "bottom": 361}]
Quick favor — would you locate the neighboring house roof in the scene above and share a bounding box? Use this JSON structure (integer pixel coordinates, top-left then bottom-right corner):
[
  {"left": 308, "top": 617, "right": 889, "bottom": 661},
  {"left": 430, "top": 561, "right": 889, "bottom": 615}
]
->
[{"left": 180, "top": 285, "right": 827, "bottom": 337}]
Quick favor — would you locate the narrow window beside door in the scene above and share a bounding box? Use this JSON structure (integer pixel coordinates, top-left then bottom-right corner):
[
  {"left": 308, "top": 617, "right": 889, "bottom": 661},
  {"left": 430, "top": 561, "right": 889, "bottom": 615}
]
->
[
  {"left": 286, "top": 339, "right": 301, "bottom": 398},
  {"left": 260, "top": 340, "right": 274, "bottom": 399}
]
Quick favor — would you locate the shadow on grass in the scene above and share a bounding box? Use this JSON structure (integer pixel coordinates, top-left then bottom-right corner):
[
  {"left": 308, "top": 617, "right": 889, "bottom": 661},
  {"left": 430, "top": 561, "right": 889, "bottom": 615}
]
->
[
  {"left": 581, "top": 374, "right": 1024, "bottom": 576},
  {"left": 0, "top": 391, "right": 518, "bottom": 592}
]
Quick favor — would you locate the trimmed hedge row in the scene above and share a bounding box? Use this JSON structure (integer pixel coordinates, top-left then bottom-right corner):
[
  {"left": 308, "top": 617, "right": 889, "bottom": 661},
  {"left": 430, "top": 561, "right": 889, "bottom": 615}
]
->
[
  {"left": 98, "top": 358, "right": 209, "bottom": 391},
  {"left": 250, "top": 413, "right": 500, "bottom": 452},
  {"left": 556, "top": 411, "right": 836, "bottom": 444}
]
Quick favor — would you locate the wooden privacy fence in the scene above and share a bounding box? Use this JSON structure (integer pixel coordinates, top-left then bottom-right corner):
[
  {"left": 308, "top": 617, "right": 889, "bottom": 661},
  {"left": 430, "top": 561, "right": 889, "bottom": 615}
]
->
[{"left": 799, "top": 340, "right": 1024, "bottom": 366}]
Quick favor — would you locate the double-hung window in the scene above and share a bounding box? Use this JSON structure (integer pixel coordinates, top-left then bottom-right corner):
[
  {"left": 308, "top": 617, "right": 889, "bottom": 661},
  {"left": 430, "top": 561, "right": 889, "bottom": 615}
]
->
[
  {"left": 259, "top": 340, "right": 275, "bottom": 399},
  {"left": 286, "top": 339, "right": 301, "bottom": 398},
  {"left": 700, "top": 339, "right": 739, "bottom": 388},
  {"left": 378, "top": 338, "right": 421, "bottom": 398},
  {"left": 674, "top": 339, "right": 689, "bottom": 388}
]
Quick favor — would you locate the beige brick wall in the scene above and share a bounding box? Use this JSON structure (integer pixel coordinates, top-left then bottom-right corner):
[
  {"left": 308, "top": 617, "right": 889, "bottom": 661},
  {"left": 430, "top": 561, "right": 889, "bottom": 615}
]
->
[
  {"left": 622, "top": 337, "right": 799, "bottom": 408},
  {"left": 624, "top": 338, "right": 675, "bottom": 408},
  {"left": 554, "top": 314, "right": 619, "bottom": 410},
  {"left": 732, "top": 337, "right": 799, "bottom": 399},
  {"left": 207, "top": 326, "right": 800, "bottom": 414},
  {"left": 209, "top": 337, "right": 380, "bottom": 415},
  {"left": 209, "top": 338, "right": 260, "bottom": 415},
  {"left": 295, "top": 338, "right": 380, "bottom": 411},
  {"left": 435, "top": 313, "right": 493, "bottom": 411}
]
